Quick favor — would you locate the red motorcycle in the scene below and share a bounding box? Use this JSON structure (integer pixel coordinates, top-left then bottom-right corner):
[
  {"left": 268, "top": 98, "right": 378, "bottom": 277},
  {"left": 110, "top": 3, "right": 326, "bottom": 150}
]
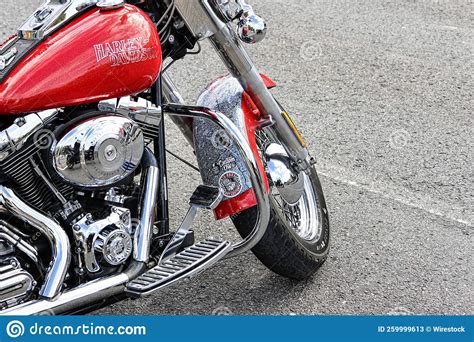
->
[{"left": 0, "top": 0, "right": 329, "bottom": 315}]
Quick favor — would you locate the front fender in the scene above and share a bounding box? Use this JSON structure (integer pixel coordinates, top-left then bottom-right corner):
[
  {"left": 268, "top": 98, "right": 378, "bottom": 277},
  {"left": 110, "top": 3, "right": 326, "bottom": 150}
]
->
[{"left": 193, "top": 74, "right": 275, "bottom": 220}]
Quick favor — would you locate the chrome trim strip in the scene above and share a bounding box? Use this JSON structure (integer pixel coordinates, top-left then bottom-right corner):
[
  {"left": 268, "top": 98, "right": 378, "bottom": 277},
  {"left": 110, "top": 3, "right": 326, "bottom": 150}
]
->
[
  {"left": 0, "top": 186, "right": 70, "bottom": 299},
  {"left": 18, "top": 0, "right": 94, "bottom": 40},
  {"left": 0, "top": 47, "right": 18, "bottom": 71}
]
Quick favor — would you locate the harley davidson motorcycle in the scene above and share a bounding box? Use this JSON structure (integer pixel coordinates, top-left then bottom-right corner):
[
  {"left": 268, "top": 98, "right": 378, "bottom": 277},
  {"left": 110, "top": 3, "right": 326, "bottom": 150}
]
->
[{"left": 0, "top": 0, "right": 329, "bottom": 315}]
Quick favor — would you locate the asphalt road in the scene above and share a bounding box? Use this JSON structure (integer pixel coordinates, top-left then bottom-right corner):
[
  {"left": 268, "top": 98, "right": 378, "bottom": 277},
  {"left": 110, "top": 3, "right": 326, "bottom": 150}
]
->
[{"left": 1, "top": 0, "right": 472, "bottom": 315}]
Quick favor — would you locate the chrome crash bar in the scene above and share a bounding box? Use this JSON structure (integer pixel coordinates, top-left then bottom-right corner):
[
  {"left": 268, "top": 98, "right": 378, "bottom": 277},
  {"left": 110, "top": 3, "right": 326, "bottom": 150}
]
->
[{"left": 163, "top": 104, "right": 270, "bottom": 258}]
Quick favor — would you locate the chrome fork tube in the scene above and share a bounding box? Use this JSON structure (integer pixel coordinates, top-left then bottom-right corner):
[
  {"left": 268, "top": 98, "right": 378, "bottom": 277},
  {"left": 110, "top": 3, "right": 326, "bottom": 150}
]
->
[
  {"left": 0, "top": 186, "right": 70, "bottom": 299},
  {"left": 208, "top": 24, "right": 312, "bottom": 170}
]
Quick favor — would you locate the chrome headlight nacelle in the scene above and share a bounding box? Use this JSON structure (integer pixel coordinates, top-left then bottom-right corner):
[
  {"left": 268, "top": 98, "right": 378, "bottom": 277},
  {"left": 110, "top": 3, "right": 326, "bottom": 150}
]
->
[{"left": 52, "top": 115, "right": 144, "bottom": 189}]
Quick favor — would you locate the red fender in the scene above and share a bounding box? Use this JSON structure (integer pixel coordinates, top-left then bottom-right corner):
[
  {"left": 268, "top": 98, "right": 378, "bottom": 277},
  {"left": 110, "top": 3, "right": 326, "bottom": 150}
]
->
[{"left": 214, "top": 74, "right": 276, "bottom": 220}]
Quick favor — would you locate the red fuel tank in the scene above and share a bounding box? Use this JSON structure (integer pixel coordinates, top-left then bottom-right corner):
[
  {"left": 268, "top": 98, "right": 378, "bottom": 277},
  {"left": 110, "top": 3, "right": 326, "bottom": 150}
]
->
[{"left": 0, "top": 5, "right": 162, "bottom": 115}]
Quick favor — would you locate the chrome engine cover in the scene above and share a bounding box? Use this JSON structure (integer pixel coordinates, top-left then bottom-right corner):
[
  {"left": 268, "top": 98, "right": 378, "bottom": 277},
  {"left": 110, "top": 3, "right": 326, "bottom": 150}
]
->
[
  {"left": 73, "top": 206, "right": 133, "bottom": 273},
  {"left": 94, "top": 228, "right": 133, "bottom": 266},
  {"left": 52, "top": 115, "right": 144, "bottom": 188},
  {"left": 0, "top": 260, "right": 34, "bottom": 309}
]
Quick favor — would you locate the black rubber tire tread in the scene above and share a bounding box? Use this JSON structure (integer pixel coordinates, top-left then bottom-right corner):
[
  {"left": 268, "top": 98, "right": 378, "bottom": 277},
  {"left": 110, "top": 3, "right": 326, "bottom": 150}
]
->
[{"left": 232, "top": 167, "right": 330, "bottom": 280}]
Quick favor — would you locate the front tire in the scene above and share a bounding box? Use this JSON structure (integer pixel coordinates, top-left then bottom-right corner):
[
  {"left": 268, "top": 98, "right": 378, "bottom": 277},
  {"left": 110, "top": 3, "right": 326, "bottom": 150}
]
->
[{"left": 232, "top": 127, "right": 330, "bottom": 280}]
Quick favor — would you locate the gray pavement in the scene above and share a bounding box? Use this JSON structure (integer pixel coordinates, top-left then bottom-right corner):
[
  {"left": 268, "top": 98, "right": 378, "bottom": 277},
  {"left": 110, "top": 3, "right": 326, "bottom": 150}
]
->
[{"left": 1, "top": 0, "right": 472, "bottom": 315}]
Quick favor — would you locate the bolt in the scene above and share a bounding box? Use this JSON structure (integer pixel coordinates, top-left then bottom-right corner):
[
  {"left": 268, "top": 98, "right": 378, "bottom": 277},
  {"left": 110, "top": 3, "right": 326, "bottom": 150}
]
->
[
  {"left": 120, "top": 212, "right": 130, "bottom": 223},
  {"left": 14, "top": 117, "right": 26, "bottom": 127},
  {"left": 73, "top": 224, "right": 80, "bottom": 231},
  {"left": 168, "top": 35, "right": 175, "bottom": 44},
  {"left": 173, "top": 20, "right": 184, "bottom": 29}
]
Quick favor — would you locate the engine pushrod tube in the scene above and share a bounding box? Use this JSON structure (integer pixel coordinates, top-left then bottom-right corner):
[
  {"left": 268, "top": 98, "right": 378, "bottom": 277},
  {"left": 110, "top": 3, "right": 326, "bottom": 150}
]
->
[
  {"left": 163, "top": 104, "right": 270, "bottom": 257},
  {"left": 0, "top": 186, "right": 70, "bottom": 299}
]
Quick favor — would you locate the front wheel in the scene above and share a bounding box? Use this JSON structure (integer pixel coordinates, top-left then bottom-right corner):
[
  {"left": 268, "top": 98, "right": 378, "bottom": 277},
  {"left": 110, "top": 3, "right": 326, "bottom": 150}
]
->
[{"left": 232, "top": 125, "right": 330, "bottom": 280}]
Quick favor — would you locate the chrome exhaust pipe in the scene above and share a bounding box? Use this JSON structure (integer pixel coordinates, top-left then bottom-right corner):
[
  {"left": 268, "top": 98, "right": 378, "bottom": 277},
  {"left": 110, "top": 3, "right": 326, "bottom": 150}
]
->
[
  {"left": 1, "top": 272, "right": 129, "bottom": 315},
  {"left": 0, "top": 150, "right": 159, "bottom": 315},
  {"left": 0, "top": 261, "right": 148, "bottom": 315},
  {"left": 0, "top": 186, "right": 70, "bottom": 299}
]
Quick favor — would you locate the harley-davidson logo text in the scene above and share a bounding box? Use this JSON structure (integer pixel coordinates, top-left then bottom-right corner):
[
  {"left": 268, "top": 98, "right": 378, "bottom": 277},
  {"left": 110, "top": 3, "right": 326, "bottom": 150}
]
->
[{"left": 93, "top": 37, "right": 157, "bottom": 67}]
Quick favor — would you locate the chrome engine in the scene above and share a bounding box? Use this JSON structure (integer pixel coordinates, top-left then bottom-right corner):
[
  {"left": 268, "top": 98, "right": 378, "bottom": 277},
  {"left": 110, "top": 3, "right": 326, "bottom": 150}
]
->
[{"left": 0, "top": 103, "right": 160, "bottom": 310}]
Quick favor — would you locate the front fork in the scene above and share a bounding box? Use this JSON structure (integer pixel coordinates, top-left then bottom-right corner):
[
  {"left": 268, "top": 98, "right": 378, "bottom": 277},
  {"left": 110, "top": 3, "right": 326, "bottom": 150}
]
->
[{"left": 209, "top": 24, "right": 314, "bottom": 173}]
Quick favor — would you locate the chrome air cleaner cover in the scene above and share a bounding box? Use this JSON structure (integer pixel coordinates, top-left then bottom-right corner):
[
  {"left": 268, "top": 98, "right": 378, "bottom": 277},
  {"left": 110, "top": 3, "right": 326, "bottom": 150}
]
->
[{"left": 52, "top": 115, "right": 144, "bottom": 188}]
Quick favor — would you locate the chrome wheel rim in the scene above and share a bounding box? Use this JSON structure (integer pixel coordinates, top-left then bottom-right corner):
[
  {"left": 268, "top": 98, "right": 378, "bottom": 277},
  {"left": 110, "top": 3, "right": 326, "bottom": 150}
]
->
[
  {"left": 271, "top": 172, "right": 322, "bottom": 242},
  {"left": 256, "top": 129, "right": 322, "bottom": 243}
]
